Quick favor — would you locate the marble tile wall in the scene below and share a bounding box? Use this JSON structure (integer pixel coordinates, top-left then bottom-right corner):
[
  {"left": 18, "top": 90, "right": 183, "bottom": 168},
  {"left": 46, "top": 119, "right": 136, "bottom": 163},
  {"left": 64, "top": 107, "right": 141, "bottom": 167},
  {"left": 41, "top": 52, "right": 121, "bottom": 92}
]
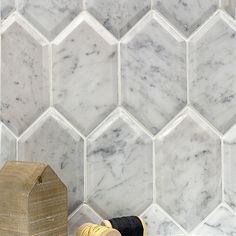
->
[{"left": 1, "top": 1, "right": 236, "bottom": 236}]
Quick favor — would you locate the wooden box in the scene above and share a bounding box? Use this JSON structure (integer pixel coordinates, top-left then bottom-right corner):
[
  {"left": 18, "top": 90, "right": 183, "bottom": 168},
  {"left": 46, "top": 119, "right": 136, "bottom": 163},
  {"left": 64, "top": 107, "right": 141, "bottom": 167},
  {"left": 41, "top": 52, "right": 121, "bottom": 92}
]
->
[{"left": 0, "top": 161, "right": 68, "bottom": 236}]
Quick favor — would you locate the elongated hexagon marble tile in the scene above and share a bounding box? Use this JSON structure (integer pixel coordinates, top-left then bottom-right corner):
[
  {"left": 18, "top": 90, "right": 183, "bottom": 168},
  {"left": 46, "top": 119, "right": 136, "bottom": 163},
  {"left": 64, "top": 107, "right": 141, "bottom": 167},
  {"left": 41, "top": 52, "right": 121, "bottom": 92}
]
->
[
  {"left": 87, "top": 109, "right": 153, "bottom": 217},
  {"left": 121, "top": 13, "right": 186, "bottom": 135},
  {"left": 155, "top": 110, "right": 221, "bottom": 231},
  {"left": 53, "top": 18, "right": 118, "bottom": 136},
  {"left": 189, "top": 14, "right": 236, "bottom": 134},
  {"left": 19, "top": 0, "right": 82, "bottom": 40},
  {"left": 18, "top": 112, "right": 84, "bottom": 214},
  {"left": 1, "top": 0, "right": 15, "bottom": 21},
  {"left": 192, "top": 207, "right": 236, "bottom": 236},
  {"left": 222, "top": 0, "right": 236, "bottom": 18},
  {"left": 153, "top": 0, "right": 218, "bottom": 36},
  {"left": 69, "top": 204, "right": 102, "bottom": 236},
  {"left": 1, "top": 21, "right": 49, "bottom": 136},
  {"left": 224, "top": 125, "right": 236, "bottom": 211},
  {"left": 141, "top": 205, "right": 185, "bottom": 236},
  {"left": 85, "top": 0, "right": 151, "bottom": 38},
  {"left": 0, "top": 124, "right": 16, "bottom": 168}
]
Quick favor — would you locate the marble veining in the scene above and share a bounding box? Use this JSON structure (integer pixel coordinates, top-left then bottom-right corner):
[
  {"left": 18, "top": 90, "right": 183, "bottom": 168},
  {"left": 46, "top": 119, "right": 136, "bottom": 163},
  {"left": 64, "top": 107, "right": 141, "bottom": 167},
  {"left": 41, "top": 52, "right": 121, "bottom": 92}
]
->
[
  {"left": 0, "top": 124, "right": 16, "bottom": 168},
  {"left": 141, "top": 205, "right": 185, "bottom": 236},
  {"left": 192, "top": 207, "right": 236, "bottom": 236},
  {"left": 222, "top": 0, "right": 236, "bottom": 18},
  {"left": 18, "top": 112, "right": 84, "bottom": 214},
  {"left": 156, "top": 111, "right": 221, "bottom": 231},
  {"left": 1, "top": 21, "right": 49, "bottom": 136},
  {"left": 153, "top": 0, "right": 218, "bottom": 36},
  {"left": 68, "top": 204, "right": 102, "bottom": 236},
  {"left": 19, "top": 0, "right": 82, "bottom": 40},
  {"left": 224, "top": 125, "right": 236, "bottom": 211},
  {"left": 85, "top": 0, "right": 151, "bottom": 38},
  {"left": 121, "top": 14, "right": 186, "bottom": 134},
  {"left": 53, "top": 19, "right": 118, "bottom": 136},
  {"left": 189, "top": 14, "right": 236, "bottom": 134},
  {"left": 87, "top": 110, "right": 153, "bottom": 218},
  {"left": 0, "top": 0, "right": 15, "bottom": 21},
  {"left": 1, "top": 1, "right": 236, "bottom": 235}
]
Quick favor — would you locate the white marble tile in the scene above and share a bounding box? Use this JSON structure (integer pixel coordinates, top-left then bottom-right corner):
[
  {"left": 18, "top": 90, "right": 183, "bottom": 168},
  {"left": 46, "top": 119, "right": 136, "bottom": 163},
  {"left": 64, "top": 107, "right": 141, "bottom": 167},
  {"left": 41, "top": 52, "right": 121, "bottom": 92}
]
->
[
  {"left": 85, "top": 0, "right": 151, "bottom": 38},
  {"left": 155, "top": 111, "right": 221, "bottom": 231},
  {"left": 153, "top": 0, "right": 218, "bottom": 36},
  {"left": 87, "top": 110, "right": 153, "bottom": 218},
  {"left": 193, "top": 207, "right": 236, "bottom": 236},
  {"left": 224, "top": 125, "right": 236, "bottom": 211},
  {"left": 141, "top": 205, "right": 184, "bottom": 236},
  {"left": 189, "top": 15, "right": 236, "bottom": 133},
  {"left": 18, "top": 112, "right": 84, "bottom": 214},
  {"left": 1, "top": 22, "right": 49, "bottom": 136},
  {"left": 68, "top": 204, "right": 102, "bottom": 236},
  {"left": 1, "top": 0, "right": 15, "bottom": 21},
  {"left": 222, "top": 0, "right": 236, "bottom": 18},
  {"left": 19, "top": 0, "right": 82, "bottom": 40},
  {"left": 121, "top": 14, "right": 186, "bottom": 135},
  {"left": 53, "top": 20, "right": 118, "bottom": 136},
  {"left": 0, "top": 124, "right": 16, "bottom": 168}
]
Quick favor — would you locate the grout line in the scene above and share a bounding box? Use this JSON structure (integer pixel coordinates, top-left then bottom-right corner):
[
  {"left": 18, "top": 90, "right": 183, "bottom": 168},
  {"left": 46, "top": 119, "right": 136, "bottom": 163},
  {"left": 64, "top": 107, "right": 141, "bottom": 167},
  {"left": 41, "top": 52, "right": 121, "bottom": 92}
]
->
[
  {"left": 83, "top": 138, "right": 88, "bottom": 202},
  {"left": 221, "top": 138, "right": 225, "bottom": 203},
  {"left": 152, "top": 140, "right": 156, "bottom": 203},
  {"left": 15, "top": 0, "right": 19, "bottom": 11},
  {"left": 82, "top": 0, "right": 86, "bottom": 11},
  {"left": 121, "top": 107, "right": 154, "bottom": 139},
  {"left": 154, "top": 106, "right": 187, "bottom": 140},
  {"left": 117, "top": 42, "right": 122, "bottom": 106},
  {"left": 16, "top": 139, "right": 19, "bottom": 161},
  {"left": 49, "top": 44, "right": 53, "bottom": 106},
  {"left": 152, "top": 10, "right": 187, "bottom": 41},
  {"left": 17, "top": 109, "right": 51, "bottom": 141},
  {"left": 186, "top": 41, "right": 190, "bottom": 105},
  {"left": 187, "top": 105, "right": 223, "bottom": 138},
  {"left": 187, "top": 9, "right": 221, "bottom": 42},
  {"left": 219, "top": 0, "right": 222, "bottom": 8},
  {"left": 120, "top": 10, "right": 152, "bottom": 43},
  {"left": 190, "top": 204, "right": 222, "bottom": 234},
  {"left": 50, "top": 107, "right": 86, "bottom": 139},
  {"left": 223, "top": 202, "right": 236, "bottom": 217},
  {"left": 68, "top": 203, "right": 84, "bottom": 221},
  {"left": 150, "top": 0, "right": 154, "bottom": 9},
  {"left": 157, "top": 205, "right": 189, "bottom": 235},
  {"left": 86, "top": 108, "right": 119, "bottom": 139}
]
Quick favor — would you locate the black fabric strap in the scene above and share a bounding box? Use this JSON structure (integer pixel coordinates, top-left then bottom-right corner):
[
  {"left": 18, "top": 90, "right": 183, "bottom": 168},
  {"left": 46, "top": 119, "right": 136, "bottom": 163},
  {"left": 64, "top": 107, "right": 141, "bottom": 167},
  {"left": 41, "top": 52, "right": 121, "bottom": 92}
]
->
[{"left": 109, "top": 216, "right": 143, "bottom": 236}]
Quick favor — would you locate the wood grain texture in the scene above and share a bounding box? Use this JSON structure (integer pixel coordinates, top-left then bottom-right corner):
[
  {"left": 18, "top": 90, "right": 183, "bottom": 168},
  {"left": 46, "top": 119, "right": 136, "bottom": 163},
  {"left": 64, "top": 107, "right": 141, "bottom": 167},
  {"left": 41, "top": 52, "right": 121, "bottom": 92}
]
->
[{"left": 0, "top": 161, "right": 68, "bottom": 236}]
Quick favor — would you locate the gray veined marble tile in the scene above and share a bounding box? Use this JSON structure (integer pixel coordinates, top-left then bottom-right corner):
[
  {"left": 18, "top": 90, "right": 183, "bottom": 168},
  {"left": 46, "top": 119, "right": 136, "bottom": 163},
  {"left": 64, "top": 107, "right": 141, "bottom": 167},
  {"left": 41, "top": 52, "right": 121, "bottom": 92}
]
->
[
  {"left": 0, "top": 124, "right": 16, "bottom": 168},
  {"left": 222, "top": 0, "right": 236, "bottom": 18},
  {"left": 192, "top": 206, "right": 236, "bottom": 236},
  {"left": 224, "top": 125, "right": 236, "bottom": 211},
  {"left": 18, "top": 113, "right": 84, "bottom": 214},
  {"left": 141, "top": 204, "right": 185, "bottom": 236},
  {"left": 68, "top": 204, "right": 102, "bottom": 236},
  {"left": 85, "top": 0, "right": 151, "bottom": 38},
  {"left": 155, "top": 111, "right": 221, "bottom": 231},
  {"left": 1, "top": 0, "right": 15, "bottom": 21},
  {"left": 19, "top": 0, "right": 82, "bottom": 40},
  {"left": 153, "top": 0, "right": 218, "bottom": 37},
  {"left": 53, "top": 20, "right": 118, "bottom": 136},
  {"left": 189, "top": 14, "right": 236, "bottom": 134},
  {"left": 1, "top": 22, "right": 49, "bottom": 136},
  {"left": 121, "top": 14, "right": 186, "bottom": 135},
  {"left": 87, "top": 110, "right": 153, "bottom": 218}
]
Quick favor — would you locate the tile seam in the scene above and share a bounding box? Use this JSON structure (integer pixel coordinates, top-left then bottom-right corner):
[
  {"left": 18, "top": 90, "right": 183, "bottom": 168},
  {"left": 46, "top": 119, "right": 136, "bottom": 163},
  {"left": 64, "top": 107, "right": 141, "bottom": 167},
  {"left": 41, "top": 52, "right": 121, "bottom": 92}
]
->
[{"left": 221, "top": 138, "right": 225, "bottom": 203}]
